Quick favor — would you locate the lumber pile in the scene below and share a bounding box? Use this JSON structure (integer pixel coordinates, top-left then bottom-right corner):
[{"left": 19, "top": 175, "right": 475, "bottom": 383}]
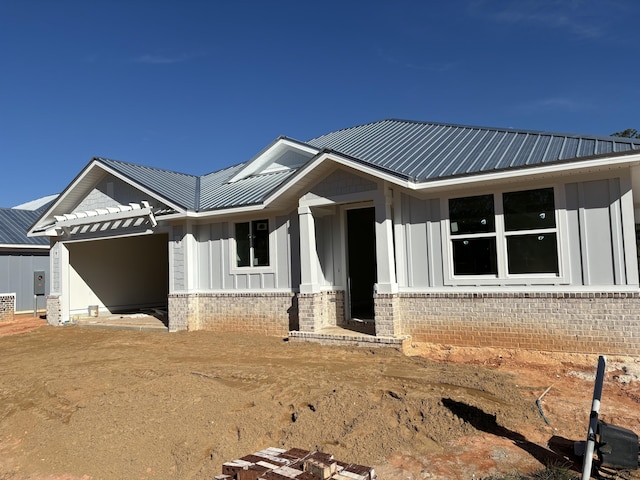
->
[{"left": 215, "top": 447, "right": 376, "bottom": 480}]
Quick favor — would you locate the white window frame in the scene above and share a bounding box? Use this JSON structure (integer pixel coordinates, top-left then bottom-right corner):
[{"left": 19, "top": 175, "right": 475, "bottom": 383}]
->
[
  {"left": 230, "top": 218, "right": 275, "bottom": 274},
  {"left": 442, "top": 185, "right": 569, "bottom": 286}
]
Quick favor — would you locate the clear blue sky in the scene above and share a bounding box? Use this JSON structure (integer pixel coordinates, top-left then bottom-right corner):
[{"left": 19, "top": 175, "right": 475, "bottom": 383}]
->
[{"left": 1, "top": 0, "right": 638, "bottom": 207}]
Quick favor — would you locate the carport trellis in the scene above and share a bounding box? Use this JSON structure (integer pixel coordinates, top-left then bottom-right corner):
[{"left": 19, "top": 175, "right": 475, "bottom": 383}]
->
[{"left": 38, "top": 201, "right": 157, "bottom": 237}]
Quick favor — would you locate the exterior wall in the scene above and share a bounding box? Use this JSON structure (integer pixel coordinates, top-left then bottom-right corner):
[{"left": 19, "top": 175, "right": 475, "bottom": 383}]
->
[
  {"left": 190, "top": 212, "right": 300, "bottom": 292},
  {"left": 0, "top": 293, "right": 15, "bottom": 322},
  {"left": 168, "top": 292, "right": 296, "bottom": 335},
  {"left": 398, "top": 174, "right": 637, "bottom": 289},
  {"left": 0, "top": 251, "right": 50, "bottom": 312},
  {"left": 397, "top": 292, "right": 640, "bottom": 355}
]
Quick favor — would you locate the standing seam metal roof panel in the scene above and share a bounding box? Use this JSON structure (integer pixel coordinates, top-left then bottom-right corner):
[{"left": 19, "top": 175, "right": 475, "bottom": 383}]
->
[
  {"left": 306, "top": 119, "right": 640, "bottom": 183},
  {"left": 0, "top": 209, "right": 49, "bottom": 246}
]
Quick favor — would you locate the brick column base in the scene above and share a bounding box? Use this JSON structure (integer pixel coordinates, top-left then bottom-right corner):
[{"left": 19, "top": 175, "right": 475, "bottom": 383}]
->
[
  {"left": 374, "top": 293, "right": 401, "bottom": 337},
  {"left": 46, "top": 295, "right": 61, "bottom": 326}
]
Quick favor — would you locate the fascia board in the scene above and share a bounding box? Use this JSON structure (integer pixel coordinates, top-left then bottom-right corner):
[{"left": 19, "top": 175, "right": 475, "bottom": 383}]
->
[
  {"left": 0, "top": 244, "right": 49, "bottom": 250},
  {"left": 411, "top": 152, "right": 640, "bottom": 192},
  {"left": 27, "top": 158, "right": 103, "bottom": 236}
]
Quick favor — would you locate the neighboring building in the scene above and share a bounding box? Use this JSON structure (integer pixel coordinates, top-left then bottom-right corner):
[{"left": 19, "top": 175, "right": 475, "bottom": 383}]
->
[
  {"left": 1, "top": 196, "right": 54, "bottom": 313},
  {"left": 27, "top": 119, "right": 640, "bottom": 354}
]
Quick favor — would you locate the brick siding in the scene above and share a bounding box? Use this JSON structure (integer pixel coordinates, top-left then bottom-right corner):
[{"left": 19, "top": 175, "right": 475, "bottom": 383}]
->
[
  {"left": 46, "top": 295, "right": 61, "bottom": 325},
  {"left": 0, "top": 293, "right": 15, "bottom": 322},
  {"left": 168, "top": 292, "right": 297, "bottom": 335},
  {"left": 397, "top": 292, "right": 640, "bottom": 355},
  {"left": 298, "top": 291, "right": 344, "bottom": 332}
]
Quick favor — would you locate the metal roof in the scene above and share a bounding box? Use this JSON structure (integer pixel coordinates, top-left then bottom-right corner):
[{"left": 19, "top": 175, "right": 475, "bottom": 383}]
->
[
  {"left": 0, "top": 208, "right": 49, "bottom": 246},
  {"left": 306, "top": 119, "right": 640, "bottom": 182},
  {"left": 84, "top": 120, "right": 640, "bottom": 216},
  {"left": 200, "top": 166, "right": 295, "bottom": 210},
  {"left": 96, "top": 157, "right": 199, "bottom": 210}
]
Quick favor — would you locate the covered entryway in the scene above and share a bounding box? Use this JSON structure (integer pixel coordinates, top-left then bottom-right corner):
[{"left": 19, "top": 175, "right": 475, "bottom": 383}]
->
[
  {"left": 66, "top": 233, "right": 169, "bottom": 326},
  {"left": 346, "top": 207, "right": 376, "bottom": 320}
]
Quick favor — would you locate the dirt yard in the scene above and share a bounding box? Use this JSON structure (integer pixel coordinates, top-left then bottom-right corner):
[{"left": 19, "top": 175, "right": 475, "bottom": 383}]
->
[{"left": 0, "top": 316, "right": 639, "bottom": 480}]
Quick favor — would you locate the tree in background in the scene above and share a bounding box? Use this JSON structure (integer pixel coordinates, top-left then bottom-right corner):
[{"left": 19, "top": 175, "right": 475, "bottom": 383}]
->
[{"left": 611, "top": 128, "right": 640, "bottom": 138}]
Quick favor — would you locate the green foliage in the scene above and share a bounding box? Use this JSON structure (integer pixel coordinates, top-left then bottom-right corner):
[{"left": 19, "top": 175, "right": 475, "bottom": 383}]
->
[
  {"left": 611, "top": 128, "right": 640, "bottom": 138},
  {"left": 482, "top": 464, "right": 579, "bottom": 480}
]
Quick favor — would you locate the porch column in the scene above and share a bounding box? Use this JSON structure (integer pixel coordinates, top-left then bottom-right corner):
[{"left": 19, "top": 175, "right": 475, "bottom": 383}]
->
[
  {"left": 374, "top": 187, "right": 401, "bottom": 337},
  {"left": 298, "top": 205, "right": 321, "bottom": 293},
  {"left": 47, "top": 240, "right": 69, "bottom": 325},
  {"left": 374, "top": 188, "right": 398, "bottom": 294}
]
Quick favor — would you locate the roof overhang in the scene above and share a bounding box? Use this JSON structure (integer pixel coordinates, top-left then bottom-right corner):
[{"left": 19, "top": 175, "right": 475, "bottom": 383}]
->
[{"left": 28, "top": 158, "right": 185, "bottom": 237}]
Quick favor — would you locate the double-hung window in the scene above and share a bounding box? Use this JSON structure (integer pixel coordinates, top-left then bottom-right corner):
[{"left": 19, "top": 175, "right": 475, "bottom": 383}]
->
[
  {"left": 235, "top": 219, "right": 270, "bottom": 267},
  {"left": 447, "top": 187, "right": 559, "bottom": 280}
]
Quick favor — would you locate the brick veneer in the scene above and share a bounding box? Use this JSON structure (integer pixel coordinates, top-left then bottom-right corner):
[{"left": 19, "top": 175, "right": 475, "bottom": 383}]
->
[
  {"left": 168, "top": 292, "right": 297, "bottom": 335},
  {"left": 0, "top": 294, "right": 15, "bottom": 322},
  {"left": 46, "top": 295, "right": 62, "bottom": 325},
  {"left": 397, "top": 292, "right": 640, "bottom": 355},
  {"left": 298, "top": 290, "right": 344, "bottom": 332}
]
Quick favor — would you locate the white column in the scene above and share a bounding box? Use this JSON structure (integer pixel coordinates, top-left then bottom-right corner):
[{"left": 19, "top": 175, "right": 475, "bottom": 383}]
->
[
  {"left": 374, "top": 187, "right": 398, "bottom": 294},
  {"left": 298, "top": 205, "right": 321, "bottom": 293}
]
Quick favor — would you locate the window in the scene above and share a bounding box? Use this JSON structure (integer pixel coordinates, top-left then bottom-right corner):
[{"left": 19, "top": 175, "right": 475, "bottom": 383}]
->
[
  {"left": 447, "top": 187, "right": 559, "bottom": 278},
  {"left": 235, "top": 219, "right": 269, "bottom": 267}
]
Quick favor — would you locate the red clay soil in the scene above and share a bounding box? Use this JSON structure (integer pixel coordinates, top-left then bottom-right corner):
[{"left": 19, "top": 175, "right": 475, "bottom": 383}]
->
[{"left": 0, "top": 315, "right": 639, "bottom": 480}]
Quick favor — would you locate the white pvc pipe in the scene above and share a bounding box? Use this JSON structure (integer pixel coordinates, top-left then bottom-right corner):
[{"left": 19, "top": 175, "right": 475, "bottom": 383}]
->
[{"left": 581, "top": 355, "right": 606, "bottom": 480}]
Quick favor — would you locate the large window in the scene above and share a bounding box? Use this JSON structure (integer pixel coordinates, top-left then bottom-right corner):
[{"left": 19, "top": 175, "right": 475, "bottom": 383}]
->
[
  {"left": 235, "top": 219, "right": 269, "bottom": 267},
  {"left": 448, "top": 187, "right": 559, "bottom": 278}
]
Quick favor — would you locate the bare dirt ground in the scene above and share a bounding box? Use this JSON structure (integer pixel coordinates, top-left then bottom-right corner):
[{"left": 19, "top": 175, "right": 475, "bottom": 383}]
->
[{"left": 0, "top": 315, "right": 639, "bottom": 480}]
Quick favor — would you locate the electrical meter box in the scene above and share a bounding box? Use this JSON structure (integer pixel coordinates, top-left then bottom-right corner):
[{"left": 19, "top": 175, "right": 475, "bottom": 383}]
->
[{"left": 34, "top": 271, "right": 45, "bottom": 296}]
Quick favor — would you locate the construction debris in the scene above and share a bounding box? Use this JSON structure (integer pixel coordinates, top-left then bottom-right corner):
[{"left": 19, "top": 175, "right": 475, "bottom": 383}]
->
[{"left": 216, "top": 447, "right": 377, "bottom": 480}]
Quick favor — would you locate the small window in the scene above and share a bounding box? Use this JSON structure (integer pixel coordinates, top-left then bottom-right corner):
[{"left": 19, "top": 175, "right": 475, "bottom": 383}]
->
[
  {"left": 235, "top": 219, "right": 269, "bottom": 267},
  {"left": 449, "top": 194, "right": 495, "bottom": 234}
]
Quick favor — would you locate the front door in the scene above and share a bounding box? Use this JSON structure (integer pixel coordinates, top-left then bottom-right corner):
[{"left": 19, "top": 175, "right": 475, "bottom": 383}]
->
[{"left": 346, "top": 208, "right": 376, "bottom": 319}]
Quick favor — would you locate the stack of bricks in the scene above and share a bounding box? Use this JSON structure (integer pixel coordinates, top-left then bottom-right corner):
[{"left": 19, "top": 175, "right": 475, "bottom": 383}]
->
[
  {"left": 216, "top": 447, "right": 376, "bottom": 480},
  {"left": 0, "top": 293, "right": 15, "bottom": 323}
]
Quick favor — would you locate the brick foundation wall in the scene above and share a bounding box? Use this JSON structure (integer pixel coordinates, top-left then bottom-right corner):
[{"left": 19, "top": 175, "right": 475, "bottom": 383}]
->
[
  {"left": 169, "top": 292, "right": 297, "bottom": 335},
  {"left": 398, "top": 292, "right": 640, "bottom": 355},
  {"left": 298, "top": 290, "right": 344, "bottom": 332},
  {"left": 0, "top": 293, "right": 15, "bottom": 322},
  {"left": 46, "top": 296, "right": 61, "bottom": 325},
  {"left": 374, "top": 294, "right": 401, "bottom": 337}
]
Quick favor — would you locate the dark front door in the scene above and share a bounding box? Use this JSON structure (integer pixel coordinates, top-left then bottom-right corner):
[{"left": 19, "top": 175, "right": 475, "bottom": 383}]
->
[{"left": 346, "top": 207, "right": 376, "bottom": 319}]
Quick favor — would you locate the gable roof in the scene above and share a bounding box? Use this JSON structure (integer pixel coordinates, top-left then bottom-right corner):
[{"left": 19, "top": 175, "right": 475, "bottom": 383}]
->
[
  {"left": 29, "top": 119, "right": 640, "bottom": 233},
  {"left": 306, "top": 119, "right": 640, "bottom": 182}
]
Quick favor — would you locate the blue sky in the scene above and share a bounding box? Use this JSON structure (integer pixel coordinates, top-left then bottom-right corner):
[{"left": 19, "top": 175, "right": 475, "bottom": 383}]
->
[{"left": 1, "top": 0, "right": 638, "bottom": 207}]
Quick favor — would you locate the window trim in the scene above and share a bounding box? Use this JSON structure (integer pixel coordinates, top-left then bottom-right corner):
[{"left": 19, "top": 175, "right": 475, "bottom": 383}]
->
[
  {"left": 230, "top": 218, "right": 275, "bottom": 274},
  {"left": 441, "top": 185, "right": 569, "bottom": 286}
]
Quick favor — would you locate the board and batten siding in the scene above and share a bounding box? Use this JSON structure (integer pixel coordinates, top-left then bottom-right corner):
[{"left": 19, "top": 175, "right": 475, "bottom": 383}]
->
[
  {"left": 398, "top": 175, "right": 638, "bottom": 289},
  {"left": 191, "top": 211, "right": 300, "bottom": 292}
]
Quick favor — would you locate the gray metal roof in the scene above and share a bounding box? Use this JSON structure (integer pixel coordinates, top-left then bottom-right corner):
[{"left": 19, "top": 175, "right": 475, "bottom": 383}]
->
[
  {"left": 0, "top": 208, "right": 49, "bottom": 246},
  {"left": 97, "top": 157, "right": 199, "bottom": 210},
  {"left": 306, "top": 119, "right": 640, "bottom": 182},
  {"left": 88, "top": 120, "right": 640, "bottom": 215}
]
